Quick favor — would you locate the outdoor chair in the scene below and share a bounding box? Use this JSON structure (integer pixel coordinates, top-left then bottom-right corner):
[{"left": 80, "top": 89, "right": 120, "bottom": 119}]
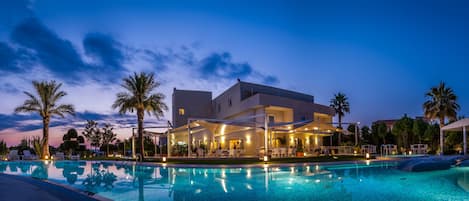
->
[
  {"left": 280, "top": 148, "right": 287, "bottom": 158},
  {"left": 22, "top": 150, "right": 36, "bottom": 160},
  {"left": 70, "top": 154, "right": 80, "bottom": 160},
  {"left": 54, "top": 152, "right": 65, "bottom": 160},
  {"left": 7, "top": 150, "right": 19, "bottom": 160}
]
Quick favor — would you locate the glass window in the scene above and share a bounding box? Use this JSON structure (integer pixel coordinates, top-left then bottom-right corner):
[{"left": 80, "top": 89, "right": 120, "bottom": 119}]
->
[
  {"left": 269, "top": 115, "right": 275, "bottom": 123},
  {"left": 178, "top": 108, "right": 185, "bottom": 115}
]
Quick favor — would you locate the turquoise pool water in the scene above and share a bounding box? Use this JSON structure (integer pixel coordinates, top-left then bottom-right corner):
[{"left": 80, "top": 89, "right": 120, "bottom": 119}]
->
[{"left": 0, "top": 160, "right": 468, "bottom": 201}]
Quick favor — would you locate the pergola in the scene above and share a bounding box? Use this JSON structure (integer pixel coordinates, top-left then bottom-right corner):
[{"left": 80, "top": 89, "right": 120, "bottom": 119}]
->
[{"left": 441, "top": 118, "right": 469, "bottom": 155}]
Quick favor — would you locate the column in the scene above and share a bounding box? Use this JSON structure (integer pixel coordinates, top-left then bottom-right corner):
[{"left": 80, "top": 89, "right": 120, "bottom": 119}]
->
[{"left": 462, "top": 126, "right": 467, "bottom": 155}]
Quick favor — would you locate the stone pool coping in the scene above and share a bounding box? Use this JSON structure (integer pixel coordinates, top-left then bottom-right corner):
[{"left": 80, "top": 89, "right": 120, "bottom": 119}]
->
[
  {"left": 0, "top": 173, "right": 111, "bottom": 201},
  {"left": 93, "top": 157, "right": 403, "bottom": 168}
]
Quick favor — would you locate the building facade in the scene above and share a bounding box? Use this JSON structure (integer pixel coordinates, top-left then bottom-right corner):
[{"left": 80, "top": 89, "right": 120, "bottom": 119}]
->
[{"left": 169, "top": 81, "right": 335, "bottom": 158}]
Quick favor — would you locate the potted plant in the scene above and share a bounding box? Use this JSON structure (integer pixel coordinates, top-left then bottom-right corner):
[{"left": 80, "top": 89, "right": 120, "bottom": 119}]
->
[
  {"left": 296, "top": 139, "right": 304, "bottom": 157},
  {"left": 296, "top": 146, "right": 304, "bottom": 157}
]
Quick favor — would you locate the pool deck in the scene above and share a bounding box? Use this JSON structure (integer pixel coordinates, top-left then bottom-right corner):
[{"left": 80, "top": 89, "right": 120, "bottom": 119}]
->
[{"left": 0, "top": 173, "right": 111, "bottom": 201}]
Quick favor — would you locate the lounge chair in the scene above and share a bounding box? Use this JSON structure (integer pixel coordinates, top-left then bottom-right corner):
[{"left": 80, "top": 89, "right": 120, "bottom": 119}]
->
[
  {"left": 22, "top": 150, "right": 37, "bottom": 160},
  {"left": 70, "top": 154, "right": 80, "bottom": 160},
  {"left": 7, "top": 150, "right": 19, "bottom": 160},
  {"left": 53, "top": 152, "right": 65, "bottom": 160}
]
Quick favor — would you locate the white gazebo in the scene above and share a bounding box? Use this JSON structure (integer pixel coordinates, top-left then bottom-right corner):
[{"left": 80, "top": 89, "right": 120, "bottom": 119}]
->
[{"left": 441, "top": 118, "right": 469, "bottom": 155}]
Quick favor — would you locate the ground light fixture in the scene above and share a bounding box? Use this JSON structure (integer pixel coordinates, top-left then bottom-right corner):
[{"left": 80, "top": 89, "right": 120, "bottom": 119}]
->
[
  {"left": 263, "top": 156, "right": 269, "bottom": 163},
  {"left": 365, "top": 153, "right": 370, "bottom": 160},
  {"left": 45, "top": 155, "right": 49, "bottom": 160},
  {"left": 162, "top": 157, "right": 167, "bottom": 163}
]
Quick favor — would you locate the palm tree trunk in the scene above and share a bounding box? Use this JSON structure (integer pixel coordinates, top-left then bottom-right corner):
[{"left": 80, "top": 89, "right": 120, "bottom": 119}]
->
[
  {"left": 439, "top": 117, "right": 445, "bottom": 155},
  {"left": 42, "top": 116, "right": 50, "bottom": 159},
  {"left": 107, "top": 144, "right": 109, "bottom": 157},
  {"left": 137, "top": 109, "right": 145, "bottom": 161},
  {"left": 338, "top": 115, "right": 342, "bottom": 145}
]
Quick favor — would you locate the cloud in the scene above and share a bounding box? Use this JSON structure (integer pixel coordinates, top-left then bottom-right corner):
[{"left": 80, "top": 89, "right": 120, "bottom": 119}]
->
[
  {"left": 83, "top": 33, "right": 127, "bottom": 80},
  {"left": 0, "top": 0, "right": 33, "bottom": 30},
  {"left": 0, "top": 42, "right": 18, "bottom": 72},
  {"left": 10, "top": 18, "right": 86, "bottom": 81},
  {"left": 196, "top": 51, "right": 279, "bottom": 84},
  {"left": 0, "top": 111, "right": 165, "bottom": 132},
  {"left": 0, "top": 83, "right": 20, "bottom": 94},
  {"left": 199, "top": 52, "right": 252, "bottom": 79}
]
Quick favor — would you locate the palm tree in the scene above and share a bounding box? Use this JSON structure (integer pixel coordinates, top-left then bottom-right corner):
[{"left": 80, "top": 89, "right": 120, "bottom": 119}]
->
[
  {"left": 112, "top": 72, "right": 168, "bottom": 161},
  {"left": 330, "top": 92, "right": 350, "bottom": 144},
  {"left": 15, "top": 80, "right": 75, "bottom": 159},
  {"left": 423, "top": 81, "right": 460, "bottom": 154}
]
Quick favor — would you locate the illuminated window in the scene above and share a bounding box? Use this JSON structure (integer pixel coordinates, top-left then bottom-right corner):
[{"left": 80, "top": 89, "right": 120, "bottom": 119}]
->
[{"left": 178, "top": 108, "right": 185, "bottom": 115}]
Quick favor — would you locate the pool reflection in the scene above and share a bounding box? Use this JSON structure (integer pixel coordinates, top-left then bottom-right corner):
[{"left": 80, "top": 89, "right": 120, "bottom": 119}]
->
[{"left": 3, "top": 161, "right": 469, "bottom": 201}]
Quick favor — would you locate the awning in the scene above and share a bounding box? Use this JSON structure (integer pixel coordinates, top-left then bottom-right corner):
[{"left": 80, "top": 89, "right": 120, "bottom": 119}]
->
[{"left": 441, "top": 118, "right": 469, "bottom": 131}]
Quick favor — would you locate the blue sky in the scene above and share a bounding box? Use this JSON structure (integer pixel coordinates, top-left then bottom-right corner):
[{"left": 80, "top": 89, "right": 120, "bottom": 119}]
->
[{"left": 1, "top": 0, "right": 468, "bottom": 145}]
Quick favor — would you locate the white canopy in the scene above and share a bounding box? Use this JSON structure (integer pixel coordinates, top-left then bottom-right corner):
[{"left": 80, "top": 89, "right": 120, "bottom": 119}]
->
[
  {"left": 441, "top": 118, "right": 469, "bottom": 131},
  {"left": 441, "top": 118, "right": 469, "bottom": 155}
]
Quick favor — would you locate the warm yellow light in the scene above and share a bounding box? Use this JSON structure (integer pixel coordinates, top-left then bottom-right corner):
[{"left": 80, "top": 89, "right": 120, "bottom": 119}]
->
[
  {"left": 246, "top": 168, "right": 252, "bottom": 178},
  {"left": 290, "top": 136, "right": 294, "bottom": 144},
  {"left": 45, "top": 155, "right": 49, "bottom": 160},
  {"left": 220, "top": 124, "right": 226, "bottom": 135},
  {"left": 313, "top": 127, "right": 319, "bottom": 130},
  {"left": 263, "top": 156, "right": 269, "bottom": 162},
  {"left": 366, "top": 153, "right": 370, "bottom": 159},
  {"left": 287, "top": 126, "right": 292, "bottom": 129},
  {"left": 162, "top": 157, "right": 167, "bottom": 163},
  {"left": 408, "top": 151, "right": 412, "bottom": 155},
  {"left": 314, "top": 136, "right": 318, "bottom": 145},
  {"left": 246, "top": 135, "right": 251, "bottom": 144},
  {"left": 51, "top": 156, "right": 54, "bottom": 160},
  {"left": 306, "top": 138, "right": 310, "bottom": 145},
  {"left": 221, "top": 136, "right": 225, "bottom": 143},
  {"left": 305, "top": 128, "right": 308, "bottom": 131}
]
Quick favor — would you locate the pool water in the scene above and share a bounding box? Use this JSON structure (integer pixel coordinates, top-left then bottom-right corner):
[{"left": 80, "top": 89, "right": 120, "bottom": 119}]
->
[{"left": 0, "top": 160, "right": 469, "bottom": 201}]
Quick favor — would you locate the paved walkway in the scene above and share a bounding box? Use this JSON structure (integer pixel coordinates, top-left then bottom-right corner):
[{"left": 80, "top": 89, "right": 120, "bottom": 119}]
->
[{"left": 0, "top": 174, "right": 107, "bottom": 201}]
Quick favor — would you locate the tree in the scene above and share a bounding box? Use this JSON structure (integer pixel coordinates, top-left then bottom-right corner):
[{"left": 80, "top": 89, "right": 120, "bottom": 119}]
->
[
  {"left": 112, "top": 72, "right": 168, "bottom": 161},
  {"left": 14, "top": 80, "right": 75, "bottom": 159},
  {"left": 392, "top": 115, "right": 414, "bottom": 149},
  {"left": 32, "top": 136, "right": 43, "bottom": 158},
  {"left": 347, "top": 124, "right": 360, "bottom": 145},
  {"left": 424, "top": 124, "right": 440, "bottom": 153},
  {"left": 101, "top": 124, "right": 117, "bottom": 156},
  {"left": 0, "top": 140, "right": 8, "bottom": 155},
  {"left": 413, "top": 119, "right": 428, "bottom": 144},
  {"left": 82, "top": 120, "right": 102, "bottom": 152},
  {"left": 372, "top": 122, "right": 388, "bottom": 145},
  {"left": 61, "top": 128, "right": 85, "bottom": 155},
  {"left": 330, "top": 92, "right": 350, "bottom": 144},
  {"left": 423, "top": 82, "right": 460, "bottom": 154},
  {"left": 360, "top": 126, "right": 373, "bottom": 144}
]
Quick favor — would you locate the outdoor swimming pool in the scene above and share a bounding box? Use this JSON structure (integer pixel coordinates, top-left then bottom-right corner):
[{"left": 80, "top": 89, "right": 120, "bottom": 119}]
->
[{"left": 0, "top": 160, "right": 468, "bottom": 201}]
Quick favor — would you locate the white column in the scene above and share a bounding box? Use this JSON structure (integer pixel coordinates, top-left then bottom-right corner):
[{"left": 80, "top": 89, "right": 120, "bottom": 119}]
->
[
  {"left": 354, "top": 123, "right": 358, "bottom": 146},
  {"left": 440, "top": 129, "right": 444, "bottom": 155},
  {"left": 188, "top": 120, "right": 191, "bottom": 158},
  {"left": 264, "top": 114, "right": 268, "bottom": 157},
  {"left": 132, "top": 135, "right": 136, "bottom": 159},
  {"left": 462, "top": 126, "right": 467, "bottom": 155}
]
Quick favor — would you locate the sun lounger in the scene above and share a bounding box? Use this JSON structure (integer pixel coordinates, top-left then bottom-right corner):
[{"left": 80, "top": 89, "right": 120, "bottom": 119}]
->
[
  {"left": 70, "top": 154, "right": 80, "bottom": 160},
  {"left": 22, "top": 150, "right": 37, "bottom": 160},
  {"left": 7, "top": 150, "right": 19, "bottom": 160},
  {"left": 53, "top": 152, "right": 65, "bottom": 160}
]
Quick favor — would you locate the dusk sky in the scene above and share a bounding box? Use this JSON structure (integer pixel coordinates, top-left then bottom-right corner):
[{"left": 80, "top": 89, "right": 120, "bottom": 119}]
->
[{"left": 1, "top": 0, "right": 468, "bottom": 146}]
